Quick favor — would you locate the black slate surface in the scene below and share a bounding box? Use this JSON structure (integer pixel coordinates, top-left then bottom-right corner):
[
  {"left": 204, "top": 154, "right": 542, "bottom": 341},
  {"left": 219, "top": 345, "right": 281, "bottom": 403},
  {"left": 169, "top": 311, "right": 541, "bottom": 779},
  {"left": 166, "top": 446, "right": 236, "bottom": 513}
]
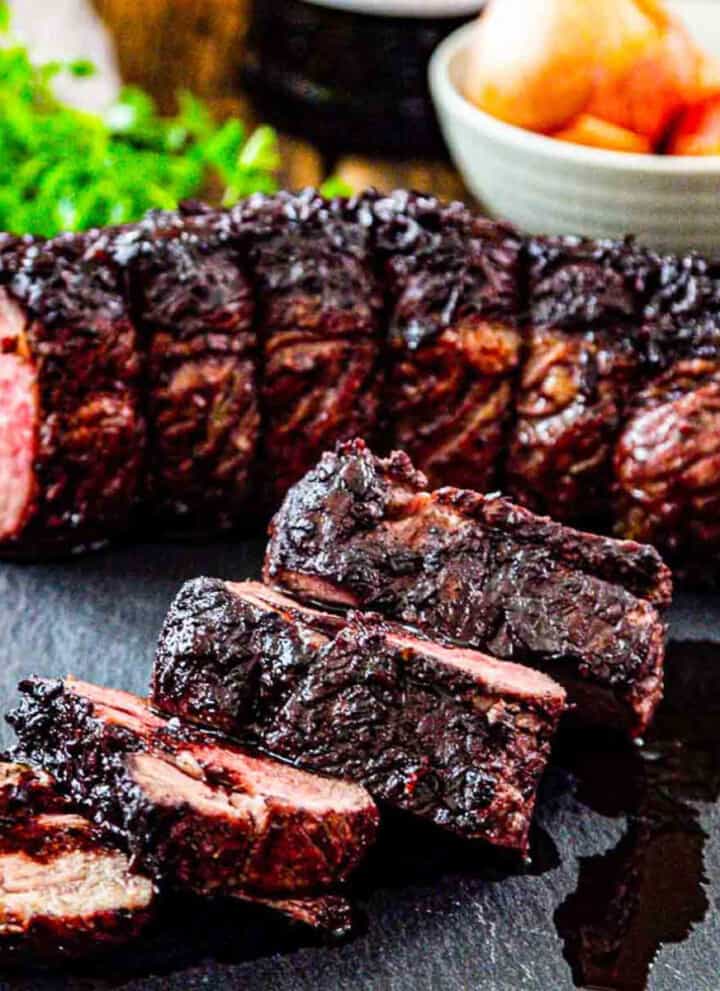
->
[{"left": 0, "top": 540, "right": 719, "bottom": 991}]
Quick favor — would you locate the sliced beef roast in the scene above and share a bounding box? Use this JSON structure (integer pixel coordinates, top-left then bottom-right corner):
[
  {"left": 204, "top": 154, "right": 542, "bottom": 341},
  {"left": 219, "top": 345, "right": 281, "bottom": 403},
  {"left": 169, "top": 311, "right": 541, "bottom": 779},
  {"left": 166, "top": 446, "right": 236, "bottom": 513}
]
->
[
  {"left": 506, "top": 236, "right": 652, "bottom": 527},
  {"left": 7, "top": 678, "right": 378, "bottom": 900},
  {"left": 615, "top": 359, "right": 720, "bottom": 584},
  {"left": 0, "top": 762, "right": 154, "bottom": 958},
  {"left": 232, "top": 190, "right": 383, "bottom": 504},
  {"left": 371, "top": 190, "right": 523, "bottom": 492},
  {"left": 152, "top": 579, "right": 565, "bottom": 853},
  {"left": 103, "top": 206, "right": 260, "bottom": 532},
  {"left": 0, "top": 233, "right": 144, "bottom": 556},
  {"left": 264, "top": 439, "right": 672, "bottom": 737}
]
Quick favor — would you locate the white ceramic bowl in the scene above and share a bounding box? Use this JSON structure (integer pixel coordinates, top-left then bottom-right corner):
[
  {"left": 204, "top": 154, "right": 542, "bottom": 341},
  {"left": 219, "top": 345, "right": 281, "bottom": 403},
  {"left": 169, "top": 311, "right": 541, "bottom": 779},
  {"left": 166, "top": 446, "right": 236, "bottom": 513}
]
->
[{"left": 429, "top": 1, "right": 720, "bottom": 253}]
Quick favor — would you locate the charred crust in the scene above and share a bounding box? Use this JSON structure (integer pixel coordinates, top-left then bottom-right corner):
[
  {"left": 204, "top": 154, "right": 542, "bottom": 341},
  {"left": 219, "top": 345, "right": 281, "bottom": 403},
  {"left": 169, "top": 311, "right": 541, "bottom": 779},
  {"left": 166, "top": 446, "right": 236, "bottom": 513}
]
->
[
  {"left": 265, "top": 441, "right": 669, "bottom": 736},
  {"left": 152, "top": 579, "right": 565, "bottom": 851},
  {"left": 7, "top": 677, "right": 378, "bottom": 898}
]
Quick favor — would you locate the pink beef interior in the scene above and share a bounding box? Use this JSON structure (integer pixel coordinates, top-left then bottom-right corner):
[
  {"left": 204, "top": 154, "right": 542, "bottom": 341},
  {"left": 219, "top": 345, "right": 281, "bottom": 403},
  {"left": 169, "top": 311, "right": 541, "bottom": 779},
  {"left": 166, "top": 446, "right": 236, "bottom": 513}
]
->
[
  {"left": 228, "top": 580, "right": 342, "bottom": 635},
  {"left": 187, "top": 741, "right": 374, "bottom": 813},
  {"left": 272, "top": 571, "right": 360, "bottom": 608},
  {"left": 385, "top": 629, "right": 566, "bottom": 704},
  {"left": 0, "top": 341, "right": 37, "bottom": 541},
  {"left": 68, "top": 678, "right": 373, "bottom": 815},
  {"left": 67, "top": 678, "right": 166, "bottom": 735}
]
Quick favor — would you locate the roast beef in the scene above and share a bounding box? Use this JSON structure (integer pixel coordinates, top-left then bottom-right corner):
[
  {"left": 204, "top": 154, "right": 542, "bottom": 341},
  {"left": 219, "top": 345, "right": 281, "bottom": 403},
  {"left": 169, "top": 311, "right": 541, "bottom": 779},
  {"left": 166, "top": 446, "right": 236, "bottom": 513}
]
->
[
  {"left": 152, "top": 579, "right": 565, "bottom": 853},
  {"left": 613, "top": 253, "right": 720, "bottom": 582},
  {"left": 0, "top": 762, "right": 155, "bottom": 958},
  {"left": 0, "top": 189, "right": 718, "bottom": 581},
  {"left": 7, "top": 678, "right": 378, "bottom": 900},
  {"left": 264, "top": 439, "right": 672, "bottom": 737},
  {"left": 0, "top": 232, "right": 144, "bottom": 556},
  {"left": 103, "top": 205, "right": 260, "bottom": 532},
  {"left": 506, "top": 236, "right": 653, "bottom": 527},
  {"left": 371, "top": 190, "right": 523, "bottom": 492},
  {"left": 231, "top": 190, "right": 383, "bottom": 504}
]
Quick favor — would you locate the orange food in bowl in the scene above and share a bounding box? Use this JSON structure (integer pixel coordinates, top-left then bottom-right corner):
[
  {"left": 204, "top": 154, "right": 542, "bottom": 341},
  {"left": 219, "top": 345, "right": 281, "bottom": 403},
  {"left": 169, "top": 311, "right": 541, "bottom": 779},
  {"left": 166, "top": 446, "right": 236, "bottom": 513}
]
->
[
  {"left": 697, "top": 53, "right": 720, "bottom": 96},
  {"left": 552, "top": 114, "right": 651, "bottom": 153},
  {"left": 462, "top": 0, "right": 661, "bottom": 133},
  {"left": 668, "top": 95, "right": 720, "bottom": 155},
  {"left": 463, "top": 0, "right": 720, "bottom": 155},
  {"left": 587, "top": 18, "right": 702, "bottom": 145}
]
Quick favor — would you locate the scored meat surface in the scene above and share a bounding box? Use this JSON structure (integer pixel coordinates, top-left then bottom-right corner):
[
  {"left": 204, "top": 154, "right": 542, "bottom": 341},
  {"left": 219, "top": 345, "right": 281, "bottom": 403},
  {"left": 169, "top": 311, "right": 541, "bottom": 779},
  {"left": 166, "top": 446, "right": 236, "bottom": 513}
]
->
[
  {"left": 0, "top": 189, "right": 718, "bottom": 578},
  {"left": 103, "top": 205, "right": 260, "bottom": 533},
  {"left": 613, "top": 253, "right": 720, "bottom": 582},
  {"left": 232, "top": 190, "right": 383, "bottom": 504},
  {"left": 7, "top": 678, "right": 378, "bottom": 900},
  {"left": 371, "top": 190, "right": 523, "bottom": 492},
  {"left": 0, "top": 762, "right": 154, "bottom": 958},
  {"left": 152, "top": 579, "right": 566, "bottom": 853},
  {"left": 264, "top": 439, "right": 672, "bottom": 737},
  {"left": 506, "top": 236, "right": 653, "bottom": 527},
  {"left": 0, "top": 233, "right": 144, "bottom": 555}
]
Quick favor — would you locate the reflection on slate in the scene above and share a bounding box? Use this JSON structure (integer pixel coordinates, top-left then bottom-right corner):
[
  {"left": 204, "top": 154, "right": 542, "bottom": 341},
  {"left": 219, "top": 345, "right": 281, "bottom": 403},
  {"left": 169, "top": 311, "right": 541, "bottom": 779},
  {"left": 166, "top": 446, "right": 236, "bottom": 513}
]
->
[{"left": 555, "top": 640, "right": 720, "bottom": 990}]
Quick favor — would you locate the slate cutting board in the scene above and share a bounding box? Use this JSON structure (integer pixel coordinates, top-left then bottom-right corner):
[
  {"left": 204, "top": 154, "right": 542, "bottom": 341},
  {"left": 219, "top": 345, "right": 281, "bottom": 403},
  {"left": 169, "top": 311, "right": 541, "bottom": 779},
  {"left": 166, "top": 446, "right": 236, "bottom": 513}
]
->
[{"left": 0, "top": 540, "right": 718, "bottom": 991}]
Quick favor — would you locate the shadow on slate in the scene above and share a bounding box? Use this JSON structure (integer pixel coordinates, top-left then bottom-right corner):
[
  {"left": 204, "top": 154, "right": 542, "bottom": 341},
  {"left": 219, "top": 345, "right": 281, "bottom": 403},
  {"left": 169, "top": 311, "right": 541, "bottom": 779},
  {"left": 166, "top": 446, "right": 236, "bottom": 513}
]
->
[
  {"left": 554, "top": 639, "right": 720, "bottom": 991},
  {"left": 0, "top": 896, "right": 318, "bottom": 986}
]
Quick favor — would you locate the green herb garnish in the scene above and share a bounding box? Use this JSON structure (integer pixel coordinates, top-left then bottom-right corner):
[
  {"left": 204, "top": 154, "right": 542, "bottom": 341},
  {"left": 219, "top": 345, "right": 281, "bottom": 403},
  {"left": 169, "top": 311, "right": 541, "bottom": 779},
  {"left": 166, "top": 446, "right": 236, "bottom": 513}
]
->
[{"left": 0, "top": 1, "right": 281, "bottom": 236}]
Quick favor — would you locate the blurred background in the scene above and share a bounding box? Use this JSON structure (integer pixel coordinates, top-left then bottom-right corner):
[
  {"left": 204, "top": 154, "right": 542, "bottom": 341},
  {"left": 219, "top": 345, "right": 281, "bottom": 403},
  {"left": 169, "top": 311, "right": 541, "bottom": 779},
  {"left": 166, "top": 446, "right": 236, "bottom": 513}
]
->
[
  {"left": 8, "top": 0, "right": 477, "bottom": 200},
  {"left": 5, "top": 0, "right": 719, "bottom": 248}
]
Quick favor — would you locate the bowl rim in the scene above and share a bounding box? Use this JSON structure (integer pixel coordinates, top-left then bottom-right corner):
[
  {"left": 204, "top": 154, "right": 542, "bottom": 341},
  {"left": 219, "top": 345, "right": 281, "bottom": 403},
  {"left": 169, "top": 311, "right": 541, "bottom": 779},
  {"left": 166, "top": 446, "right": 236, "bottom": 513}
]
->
[{"left": 429, "top": 18, "right": 720, "bottom": 176}]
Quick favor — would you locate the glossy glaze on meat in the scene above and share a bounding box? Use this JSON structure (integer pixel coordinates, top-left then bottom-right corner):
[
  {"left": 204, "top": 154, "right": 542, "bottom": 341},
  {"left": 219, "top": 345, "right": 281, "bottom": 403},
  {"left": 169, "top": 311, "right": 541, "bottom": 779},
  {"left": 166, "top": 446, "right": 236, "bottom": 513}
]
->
[
  {"left": 506, "top": 236, "right": 653, "bottom": 525},
  {"left": 0, "top": 190, "right": 719, "bottom": 580},
  {"left": 371, "top": 190, "right": 523, "bottom": 492},
  {"left": 104, "top": 205, "right": 260, "bottom": 532},
  {"left": 264, "top": 439, "right": 671, "bottom": 737},
  {"left": 612, "top": 253, "right": 720, "bottom": 578},
  {"left": 7, "top": 677, "right": 378, "bottom": 900},
  {"left": 152, "top": 579, "right": 565, "bottom": 852},
  {"left": 232, "top": 190, "right": 383, "bottom": 503}
]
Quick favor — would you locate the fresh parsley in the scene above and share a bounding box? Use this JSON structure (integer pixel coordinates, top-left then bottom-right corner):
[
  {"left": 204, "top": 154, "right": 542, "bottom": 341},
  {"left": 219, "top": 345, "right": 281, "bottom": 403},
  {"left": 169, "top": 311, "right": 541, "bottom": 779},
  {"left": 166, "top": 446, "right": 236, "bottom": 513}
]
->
[{"left": 0, "top": 1, "right": 285, "bottom": 236}]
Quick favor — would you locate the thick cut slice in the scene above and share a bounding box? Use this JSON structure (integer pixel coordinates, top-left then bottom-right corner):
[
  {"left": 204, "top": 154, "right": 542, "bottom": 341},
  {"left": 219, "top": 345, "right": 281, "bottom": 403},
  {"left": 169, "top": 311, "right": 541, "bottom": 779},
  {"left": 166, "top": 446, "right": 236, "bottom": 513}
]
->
[
  {"left": 152, "top": 579, "right": 341, "bottom": 738},
  {"left": 0, "top": 762, "right": 154, "bottom": 958},
  {"left": 371, "top": 190, "right": 523, "bottom": 492},
  {"left": 105, "top": 206, "right": 260, "bottom": 532},
  {"left": 232, "top": 190, "right": 383, "bottom": 504},
  {"left": 0, "top": 760, "right": 349, "bottom": 940},
  {"left": 264, "top": 439, "right": 672, "bottom": 737},
  {"left": 0, "top": 233, "right": 144, "bottom": 556},
  {"left": 506, "top": 236, "right": 652, "bottom": 526},
  {"left": 153, "top": 579, "right": 566, "bottom": 852},
  {"left": 7, "top": 678, "right": 378, "bottom": 900}
]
